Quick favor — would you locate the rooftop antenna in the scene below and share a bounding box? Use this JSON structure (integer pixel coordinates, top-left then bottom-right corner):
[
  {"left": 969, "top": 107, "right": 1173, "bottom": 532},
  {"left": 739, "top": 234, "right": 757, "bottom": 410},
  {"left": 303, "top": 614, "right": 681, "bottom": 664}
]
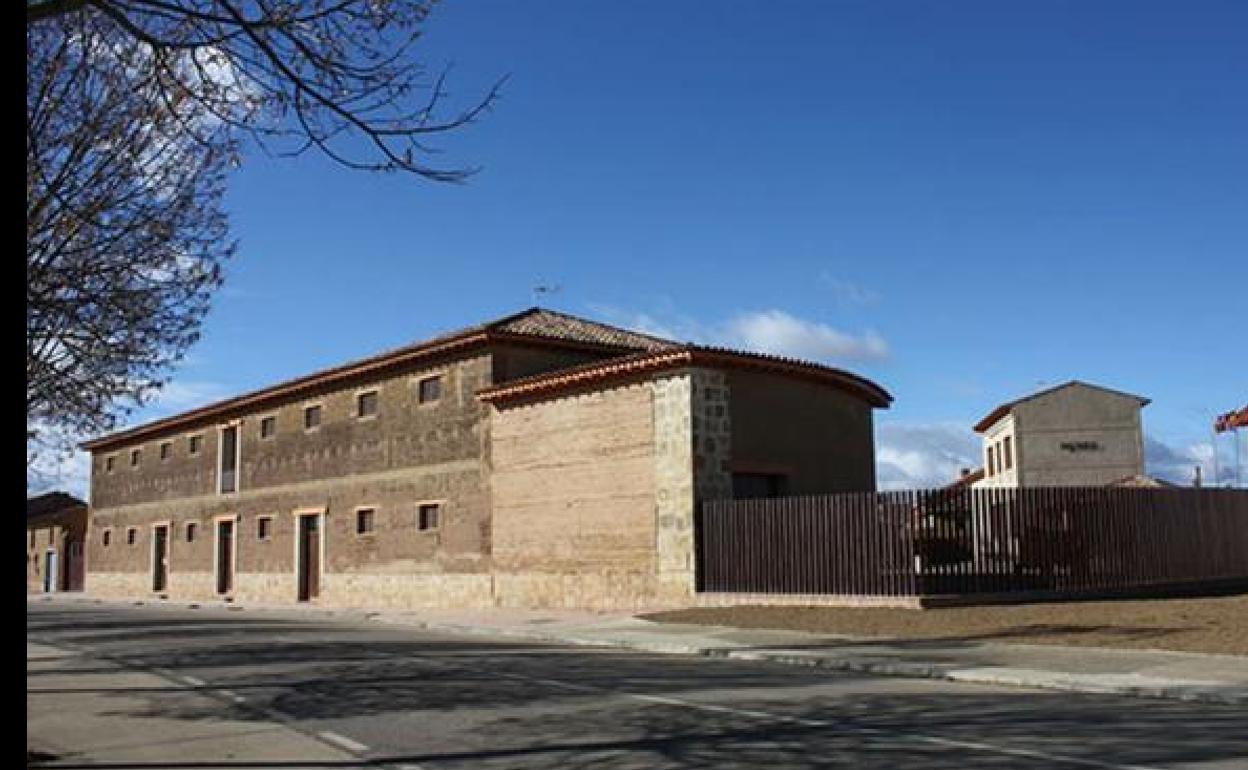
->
[{"left": 531, "top": 283, "right": 561, "bottom": 306}]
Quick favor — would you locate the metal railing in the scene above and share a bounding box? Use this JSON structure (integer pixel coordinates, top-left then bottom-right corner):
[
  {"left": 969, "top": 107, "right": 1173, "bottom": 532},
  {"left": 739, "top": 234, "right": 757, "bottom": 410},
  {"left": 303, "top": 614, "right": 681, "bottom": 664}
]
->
[{"left": 697, "top": 487, "right": 1248, "bottom": 596}]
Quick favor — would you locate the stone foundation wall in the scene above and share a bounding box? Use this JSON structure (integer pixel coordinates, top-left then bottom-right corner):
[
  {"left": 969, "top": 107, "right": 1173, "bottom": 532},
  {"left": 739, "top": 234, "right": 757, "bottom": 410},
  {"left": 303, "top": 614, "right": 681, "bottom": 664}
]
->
[
  {"left": 319, "top": 572, "right": 494, "bottom": 609},
  {"left": 494, "top": 571, "right": 693, "bottom": 611},
  {"left": 85, "top": 571, "right": 154, "bottom": 599}
]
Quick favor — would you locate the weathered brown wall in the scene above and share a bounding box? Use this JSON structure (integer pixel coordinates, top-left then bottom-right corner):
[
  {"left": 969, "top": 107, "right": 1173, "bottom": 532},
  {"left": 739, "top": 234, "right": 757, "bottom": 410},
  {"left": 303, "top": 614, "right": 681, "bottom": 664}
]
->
[
  {"left": 727, "top": 369, "right": 877, "bottom": 493},
  {"left": 87, "top": 353, "right": 496, "bottom": 603},
  {"left": 83, "top": 343, "right": 650, "bottom": 607},
  {"left": 27, "top": 508, "right": 88, "bottom": 592},
  {"left": 490, "top": 381, "right": 658, "bottom": 574},
  {"left": 491, "top": 343, "right": 621, "bottom": 383}
]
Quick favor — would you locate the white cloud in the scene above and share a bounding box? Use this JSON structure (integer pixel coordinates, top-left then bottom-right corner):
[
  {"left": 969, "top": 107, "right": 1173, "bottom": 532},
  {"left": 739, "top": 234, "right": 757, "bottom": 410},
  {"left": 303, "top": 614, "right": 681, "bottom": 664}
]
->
[
  {"left": 27, "top": 423, "right": 91, "bottom": 502},
  {"left": 146, "top": 380, "right": 230, "bottom": 415},
  {"left": 588, "top": 304, "right": 889, "bottom": 364},
  {"left": 724, "top": 310, "right": 889, "bottom": 363},
  {"left": 819, "top": 273, "right": 881, "bottom": 307},
  {"left": 875, "top": 422, "right": 981, "bottom": 490},
  {"left": 1146, "top": 434, "right": 1244, "bottom": 487}
]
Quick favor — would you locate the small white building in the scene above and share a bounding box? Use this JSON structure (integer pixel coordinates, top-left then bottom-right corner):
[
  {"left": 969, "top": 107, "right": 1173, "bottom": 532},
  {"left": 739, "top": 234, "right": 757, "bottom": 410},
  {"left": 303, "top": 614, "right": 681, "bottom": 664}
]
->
[{"left": 972, "top": 381, "right": 1149, "bottom": 488}]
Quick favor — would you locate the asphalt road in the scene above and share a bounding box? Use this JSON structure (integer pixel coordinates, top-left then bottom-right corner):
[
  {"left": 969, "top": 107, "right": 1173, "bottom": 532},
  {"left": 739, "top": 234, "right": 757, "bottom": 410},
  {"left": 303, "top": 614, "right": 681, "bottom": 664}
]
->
[{"left": 27, "top": 600, "right": 1248, "bottom": 769}]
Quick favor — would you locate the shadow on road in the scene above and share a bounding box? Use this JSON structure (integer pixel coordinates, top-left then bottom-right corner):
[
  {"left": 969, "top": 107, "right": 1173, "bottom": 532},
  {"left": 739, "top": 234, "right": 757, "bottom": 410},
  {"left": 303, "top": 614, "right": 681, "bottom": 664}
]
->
[{"left": 28, "top": 607, "right": 1248, "bottom": 770}]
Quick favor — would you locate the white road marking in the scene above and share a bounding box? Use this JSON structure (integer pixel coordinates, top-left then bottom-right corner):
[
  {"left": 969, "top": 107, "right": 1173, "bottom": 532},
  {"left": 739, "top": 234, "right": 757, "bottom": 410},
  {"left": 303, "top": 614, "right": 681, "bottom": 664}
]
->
[
  {"left": 217, "top": 688, "right": 246, "bottom": 703},
  {"left": 498, "top": 670, "right": 1165, "bottom": 770},
  {"left": 318, "top": 731, "right": 370, "bottom": 753},
  {"left": 181, "top": 675, "right": 206, "bottom": 687}
]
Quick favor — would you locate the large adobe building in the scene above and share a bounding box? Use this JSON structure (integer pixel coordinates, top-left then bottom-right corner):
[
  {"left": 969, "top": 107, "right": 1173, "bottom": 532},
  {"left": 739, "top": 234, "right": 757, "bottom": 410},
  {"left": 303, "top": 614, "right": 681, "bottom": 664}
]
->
[
  {"left": 82, "top": 308, "right": 892, "bottom": 610},
  {"left": 972, "top": 380, "right": 1149, "bottom": 489}
]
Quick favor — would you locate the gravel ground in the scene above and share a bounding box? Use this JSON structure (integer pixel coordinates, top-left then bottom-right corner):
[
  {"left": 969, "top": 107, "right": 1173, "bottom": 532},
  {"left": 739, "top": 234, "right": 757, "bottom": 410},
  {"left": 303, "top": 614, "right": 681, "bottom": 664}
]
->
[{"left": 643, "top": 594, "right": 1248, "bottom": 656}]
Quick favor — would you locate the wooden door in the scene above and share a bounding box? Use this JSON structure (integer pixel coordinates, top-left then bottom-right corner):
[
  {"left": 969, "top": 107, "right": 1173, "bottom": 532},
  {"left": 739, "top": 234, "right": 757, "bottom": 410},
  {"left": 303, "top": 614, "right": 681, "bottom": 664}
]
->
[
  {"left": 216, "top": 520, "right": 234, "bottom": 595},
  {"left": 63, "top": 540, "right": 84, "bottom": 592},
  {"left": 152, "top": 525, "right": 169, "bottom": 593},
  {"left": 297, "top": 515, "right": 320, "bottom": 602}
]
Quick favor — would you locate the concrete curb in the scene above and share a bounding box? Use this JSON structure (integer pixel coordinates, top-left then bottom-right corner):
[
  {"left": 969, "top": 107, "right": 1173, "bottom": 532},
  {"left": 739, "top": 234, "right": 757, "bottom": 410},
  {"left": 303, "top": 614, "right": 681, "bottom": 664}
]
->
[
  {"left": 370, "top": 616, "right": 1248, "bottom": 707},
  {"left": 32, "top": 594, "right": 1248, "bottom": 707}
]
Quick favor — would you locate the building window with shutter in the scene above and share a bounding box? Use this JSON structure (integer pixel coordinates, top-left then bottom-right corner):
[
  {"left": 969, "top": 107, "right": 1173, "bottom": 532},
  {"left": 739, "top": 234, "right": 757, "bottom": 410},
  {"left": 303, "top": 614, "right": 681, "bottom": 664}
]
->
[
  {"left": 304, "top": 405, "right": 322, "bottom": 431},
  {"left": 417, "top": 376, "right": 442, "bottom": 405},
  {"left": 417, "top": 503, "right": 440, "bottom": 531},
  {"left": 357, "top": 391, "right": 379, "bottom": 419},
  {"left": 356, "top": 508, "right": 376, "bottom": 535}
]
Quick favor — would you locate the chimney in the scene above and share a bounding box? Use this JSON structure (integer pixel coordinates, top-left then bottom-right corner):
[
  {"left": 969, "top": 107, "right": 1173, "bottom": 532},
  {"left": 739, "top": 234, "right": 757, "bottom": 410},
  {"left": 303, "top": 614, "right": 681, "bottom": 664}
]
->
[
  {"left": 1194, "top": 465, "right": 1202, "bottom": 488},
  {"left": 959, "top": 467, "right": 971, "bottom": 478}
]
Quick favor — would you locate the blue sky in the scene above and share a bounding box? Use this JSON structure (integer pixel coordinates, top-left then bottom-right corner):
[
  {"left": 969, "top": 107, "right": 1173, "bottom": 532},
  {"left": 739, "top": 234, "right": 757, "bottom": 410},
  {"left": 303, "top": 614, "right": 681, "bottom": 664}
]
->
[{"left": 32, "top": 0, "right": 1248, "bottom": 494}]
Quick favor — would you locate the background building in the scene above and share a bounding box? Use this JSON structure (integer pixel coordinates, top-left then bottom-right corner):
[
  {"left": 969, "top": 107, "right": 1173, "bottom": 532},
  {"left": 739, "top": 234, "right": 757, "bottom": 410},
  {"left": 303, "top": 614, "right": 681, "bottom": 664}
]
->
[
  {"left": 972, "top": 380, "right": 1148, "bottom": 488},
  {"left": 27, "top": 492, "right": 88, "bottom": 594}
]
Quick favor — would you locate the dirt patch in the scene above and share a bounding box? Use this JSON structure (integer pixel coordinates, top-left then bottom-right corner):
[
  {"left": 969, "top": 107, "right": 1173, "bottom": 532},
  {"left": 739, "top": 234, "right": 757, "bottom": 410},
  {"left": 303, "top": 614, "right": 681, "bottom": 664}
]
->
[{"left": 643, "top": 594, "right": 1248, "bottom": 655}]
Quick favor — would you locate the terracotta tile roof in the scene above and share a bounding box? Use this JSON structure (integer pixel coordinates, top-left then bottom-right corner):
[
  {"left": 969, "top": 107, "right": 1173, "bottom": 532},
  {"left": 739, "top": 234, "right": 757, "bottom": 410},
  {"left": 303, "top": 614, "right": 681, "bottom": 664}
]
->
[
  {"left": 491, "top": 308, "right": 676, "bottom": 351},
  {"left": 973, "top": 380, "right": 1150, "bottom": 433},
  {"left": 81, "top": 308, "right": 676, "bottom": 451},
  {"left": 1107, "top": 473, "right": 1176, "bottom": 488},
  {"left": 478, "top": 344, "right": 893, "bottom": 408},
  {"left": 27, "top": 491, "right": 86, "bottom": 521},
  {"left": 943, "top": 467, "right": 985, "bottom": 490}
]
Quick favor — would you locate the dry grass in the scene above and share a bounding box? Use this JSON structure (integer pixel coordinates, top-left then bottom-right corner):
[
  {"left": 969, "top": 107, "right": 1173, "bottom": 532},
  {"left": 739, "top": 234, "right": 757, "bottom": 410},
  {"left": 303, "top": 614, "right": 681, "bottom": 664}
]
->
[{"left": 643, "top": 594, "right": 1248, "bottom": 656}]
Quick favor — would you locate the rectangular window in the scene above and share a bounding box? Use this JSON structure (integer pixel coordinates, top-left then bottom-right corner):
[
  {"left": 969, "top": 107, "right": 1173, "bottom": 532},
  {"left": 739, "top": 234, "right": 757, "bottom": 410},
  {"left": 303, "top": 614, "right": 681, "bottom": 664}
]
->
[
  {"left": 356, "top": 508, "right": 375, "bottom": 535},
  {"left": 189, "top": 435, "right": 202, "bottom": 455},
  {"left": 106, "top": 456, "right": 115, "bottom": 473},
  {"left": 30, "top": 531, "right": 35, "bottom": 549},
  {"left": 102, "top": 530, "right": 111, "bottom": 547},
  {"left": 357, "top": 391, "right": 378, "bottom": 418},
  {"left": 257, "top": 517, "right": 272, "bottom": 541},
  {"left": 260, "top": 416, "right": 276, "bottom": 439},
  {"left": 418, "top": 375, "right": 442, "bottom": 404},
  {"left": 987, "top": 446, "right": 996, "bottom": 476},
  {"left": 160, "top": 442, "right": 171, "bottom": 461},
  {"left": 304, "top": 405, "right": 322, "bottom": 430},
  {"left": 1003, "top": 436, "right": 1013, "bottom": 470},
  {"left": 220, "top": 425, "right": 238, "bottom": 494},
  {"left": 127, "top": 528, "right": 137, "bottom": 545},
  {"left": 130, "top": 448, "right": 141, "bottom": 467},
  {"left": 731, "top": 473, "right": 787, "bottom": 499},
  {"left": 186, "top": 523, "right": 197, "bottom": 542},
  {"left": 418, "top": 503, "right": 440, "bottom": 531}
]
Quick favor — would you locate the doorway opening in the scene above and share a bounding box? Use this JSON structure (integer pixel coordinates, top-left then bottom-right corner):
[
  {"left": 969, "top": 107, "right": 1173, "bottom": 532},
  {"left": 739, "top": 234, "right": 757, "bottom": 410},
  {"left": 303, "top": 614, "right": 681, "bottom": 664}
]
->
[{"left": 296, "top": 514, "right": 321, "bottom": 602}]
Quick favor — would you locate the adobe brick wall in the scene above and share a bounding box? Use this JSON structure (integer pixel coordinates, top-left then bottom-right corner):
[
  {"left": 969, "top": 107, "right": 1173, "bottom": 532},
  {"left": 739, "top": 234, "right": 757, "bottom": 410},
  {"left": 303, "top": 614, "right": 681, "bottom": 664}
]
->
[
  {"left": 490, "top": 380, "right": 658, "bottom": 574},
  {"left": 489, "top": 368, "right": 733, "bottom": 610},
  {"left": 27, "top": 508, "right": 87, "bottom": 593},
  {"left": 727, "top": 368, "right": 877, "bottom": 493}
]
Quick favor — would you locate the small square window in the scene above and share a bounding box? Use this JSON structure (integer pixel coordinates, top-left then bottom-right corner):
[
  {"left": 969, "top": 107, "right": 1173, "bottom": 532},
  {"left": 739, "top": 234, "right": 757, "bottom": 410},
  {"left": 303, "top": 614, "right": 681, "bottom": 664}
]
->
[
  {"left": 260, "top": 416, "right": 277, "bottom": 439},
  {"left": 189, "top": 435, "right": 202, "bottom": 455},
  {"left": 160, "top": 442, "right": 171, "bottom": 461},
  {"left": 304, "top": 405, "right": 322, "bottom": 430},
  {"left": 356, "top": 508, "right": 375, "bottom": 535},
  {"left": 126, "top": 528, "right": 137, "bottom": 545},
  {"left": 418, "top": 376, "right": 442, "bottom": 404},
  {"left": 102, "top": 530, "right": 111, "bottom": 547},
  {"left": 257, "top": 517, "right": 272, "bottom": 540},
  {"left": 105, "top": 456, "right": 115, "bottom": 473},
  {"left": 185, "top": 523, "right": 197, "bottom": 542},
  {"left": 418, "top": 503, "right": 440, "bottom": 531},
  {"left": 130, "top": 448, "right": 141, "bottom": 467},
  {"left": 357, "top": 391, "right": 378, "bottom": 418}
]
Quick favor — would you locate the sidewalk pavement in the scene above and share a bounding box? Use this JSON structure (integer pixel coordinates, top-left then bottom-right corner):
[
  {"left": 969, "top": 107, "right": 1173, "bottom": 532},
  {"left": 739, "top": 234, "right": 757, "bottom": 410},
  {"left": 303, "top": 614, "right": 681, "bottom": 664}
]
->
[
  {"left": 33, "top": 593, "right": 1248, "bottom": 707},
  {"left": 27, "top": 637, "right": 356, "bottom": 769}
]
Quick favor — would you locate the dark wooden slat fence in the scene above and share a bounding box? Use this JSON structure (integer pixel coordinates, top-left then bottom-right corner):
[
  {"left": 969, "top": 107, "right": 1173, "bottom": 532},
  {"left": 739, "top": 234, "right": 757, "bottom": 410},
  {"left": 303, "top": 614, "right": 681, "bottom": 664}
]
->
[{"left": 697, "top": 487, "right": 1248, "bottom": 597}]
